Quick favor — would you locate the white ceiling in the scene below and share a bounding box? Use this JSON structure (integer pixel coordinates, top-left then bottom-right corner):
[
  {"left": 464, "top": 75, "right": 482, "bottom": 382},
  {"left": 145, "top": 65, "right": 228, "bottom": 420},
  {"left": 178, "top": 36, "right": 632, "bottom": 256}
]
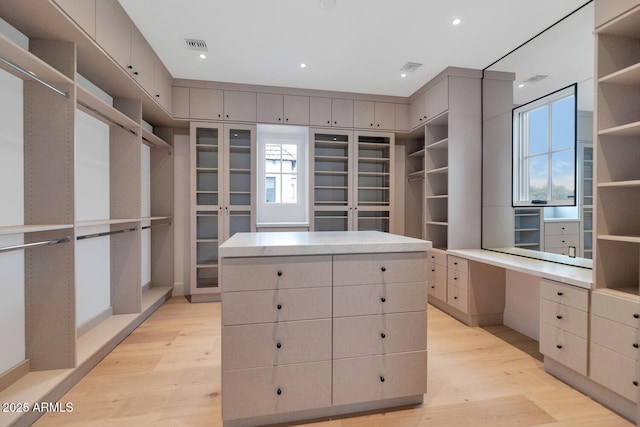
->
[{"left": 118, "top": 0, "right": 590, "bottom": 98}]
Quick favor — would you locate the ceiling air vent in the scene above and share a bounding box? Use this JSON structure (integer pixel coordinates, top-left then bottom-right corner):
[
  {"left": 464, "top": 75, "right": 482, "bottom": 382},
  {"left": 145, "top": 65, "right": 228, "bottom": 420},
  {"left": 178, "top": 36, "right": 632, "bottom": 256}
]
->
[
  {"left": 400, "top": 62, "right": 423, "bottom": 73},
  {"left": 185, "top": 38, "right": 208, "bottom": 51},
  {"left": 523, "top": 74, "right": 549, "bottom": 84}
]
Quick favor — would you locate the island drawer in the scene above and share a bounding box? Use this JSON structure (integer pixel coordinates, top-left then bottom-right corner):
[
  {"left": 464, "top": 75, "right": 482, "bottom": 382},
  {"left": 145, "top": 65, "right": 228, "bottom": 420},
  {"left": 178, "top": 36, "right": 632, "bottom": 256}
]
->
[
  {"left": 332, "top": 351, "right": 427, "bottom": 406},
  {"left": 333, "top": 282, "right": 427, "bottom": 317},
  {"left": 223, "top": 319, "right": 332, "bottom": 370},
  {"left": 222, "top": 361, "right": 332, "bottom": 421},
  {"left": 540, "top": 279, "right": 589, "bottom": 312},
  {"left": 539, "top": 322, "right": 587, "bottom": 375},
  {"left": 540, "top": 297, "right": 588, "bottom": 339},
  {"left": 221, "top": 255, "right": 332, "bottom": 292},
  {"left": 222, "top": 287, "right": 332, "bottom": 325},
  {"left": 333, "top": 252, "right": 427, "bottom": 286},
  {"left": 333, "top": 312, "right": 427, "bottom": 359},
  {"left": 590, "top": 343, "right": 638, "bottom": 402}
]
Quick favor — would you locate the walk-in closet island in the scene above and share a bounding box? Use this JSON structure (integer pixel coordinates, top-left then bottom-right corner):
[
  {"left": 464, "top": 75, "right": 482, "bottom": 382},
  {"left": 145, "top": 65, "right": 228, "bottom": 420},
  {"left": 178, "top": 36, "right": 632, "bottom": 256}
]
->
[{"left": 219, "top": 231, "right": 430, "bottom": 427}]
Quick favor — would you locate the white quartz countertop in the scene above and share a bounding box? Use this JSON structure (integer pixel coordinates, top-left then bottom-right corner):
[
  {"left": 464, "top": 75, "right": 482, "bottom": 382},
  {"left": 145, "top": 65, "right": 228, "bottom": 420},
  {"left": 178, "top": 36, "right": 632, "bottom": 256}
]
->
[
  {"left": 447, "top": 248, "right": 593, "bottom": 289},
  {"left": 219, "top": 231, "right": 432, "bottom": 257}
]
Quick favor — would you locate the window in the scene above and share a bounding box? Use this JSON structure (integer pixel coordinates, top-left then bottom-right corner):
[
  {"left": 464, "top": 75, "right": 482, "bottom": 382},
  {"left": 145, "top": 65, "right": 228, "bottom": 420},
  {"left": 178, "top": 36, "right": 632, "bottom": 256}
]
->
[
  {"left": 513, "top": 84, "right": 577, "bottom": 207},
  {"left": 256, "top": 124, "right": 308, "bottom": 226}
]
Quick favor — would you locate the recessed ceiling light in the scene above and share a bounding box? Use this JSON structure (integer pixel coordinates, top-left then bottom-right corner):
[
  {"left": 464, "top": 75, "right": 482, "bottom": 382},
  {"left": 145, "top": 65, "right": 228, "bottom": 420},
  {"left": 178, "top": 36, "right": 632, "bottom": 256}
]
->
[
  {"left": 452, "top": 18, "right": 461, "bottom": 26},
  {"left": 401, "top": 73, "right": 407, "bottom": 78},
  {"left": 199, "top": 53, "right": 206, "bottom": 59},
  {"left": 300, "top": 63, "right": 307, "bottom": 68},
  {"left": 518, "top": 84, "right": 525, "bottom": 88}
]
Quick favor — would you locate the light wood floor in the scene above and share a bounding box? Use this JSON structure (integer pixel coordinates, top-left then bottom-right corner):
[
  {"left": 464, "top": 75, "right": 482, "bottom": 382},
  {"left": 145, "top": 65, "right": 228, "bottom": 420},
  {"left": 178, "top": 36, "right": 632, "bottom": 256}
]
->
[{"left": 36, "top": 297, "right": 632, "bottom": 427}]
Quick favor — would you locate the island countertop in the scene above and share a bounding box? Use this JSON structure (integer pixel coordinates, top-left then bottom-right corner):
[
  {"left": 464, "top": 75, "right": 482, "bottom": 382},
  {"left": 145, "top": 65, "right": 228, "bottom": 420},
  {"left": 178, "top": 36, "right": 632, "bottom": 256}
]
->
[{"left": 218, "top": 231, "right": 432, "bottom": 257}]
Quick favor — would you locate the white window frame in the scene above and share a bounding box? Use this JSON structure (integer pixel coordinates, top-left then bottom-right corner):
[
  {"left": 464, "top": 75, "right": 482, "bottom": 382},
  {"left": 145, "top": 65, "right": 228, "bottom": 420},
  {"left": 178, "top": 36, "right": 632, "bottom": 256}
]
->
[
  {"left": 512, "top": 84, "right": 577, "bottom": 207},
  {"left": 256, "top": 124, "right": 309, "bottom": 226}
]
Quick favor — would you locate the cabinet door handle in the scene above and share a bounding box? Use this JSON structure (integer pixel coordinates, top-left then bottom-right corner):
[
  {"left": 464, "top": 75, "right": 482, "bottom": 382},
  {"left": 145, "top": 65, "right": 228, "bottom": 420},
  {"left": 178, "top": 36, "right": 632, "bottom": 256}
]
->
[
  {"left": 556, "top": 344, "right": 563, "bottom": 349},
  {"left": 431, "top": 285, "right": 435, "bottom": 289},
  {"left": 379, "top": 376, "right": 385, "bottom": 383},
  {"left": 327, "top": 120, "right": 330, "bottom": 124},
  {"left": 454, "top": 262, "right": 458, "bottom": 265},
  {"left": 557, "top": 292, "right": 563, "bottom": 296},
  {"left": 276, "top": 342, "right": 282, "bottom": 349},
  {"left": 218, "top": 114, "right": 222, "bottom": 118},
  {"left": 277, "top": 304, "right": 282, "bottom": 310},
  {"left": 453, "top": 296, "right": 458, "bottom": 300},
  {"left": 277, "top": 388, "right": 282, "bottom": 395},
  {"left": 431, "top": 269, "right": 435, "bottom": 272},
  {"left": 556, "top": 315, "right": 563, "bottom": 320},
  {"left": 127, "top": 65, "right": 133, "bottom": 69},
  {"left": 278, "top": 117, "right": 281, "bottom": 121},
  {"left": 380, "top": 333, "right": 386, "bottom": 339},
  {"left": 226, "top": 114, "right": 230, "bottom": 118},
  {"left": 277, "top": 271, "right": 283, "bottom": 277},
  {"left": 133, "top": 71, "right": 139, "bottom": 76},
  {"left": 156, "top": 94, "right": 160, "bottom": 98},
  {"left": 376, "top": 124, "right": 380, "bottom": 127},
  {"left": 454, "top": 277, "right": 458, "bottom": 281}
]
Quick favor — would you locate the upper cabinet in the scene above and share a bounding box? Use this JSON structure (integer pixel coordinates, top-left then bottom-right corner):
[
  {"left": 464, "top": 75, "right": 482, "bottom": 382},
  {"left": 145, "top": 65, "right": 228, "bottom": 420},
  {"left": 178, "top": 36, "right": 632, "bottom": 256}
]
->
[
  {"left": 152, "top": 59, "right": 172, "bottom": 112},
  {"left": 223, "top": 91, "right": 257, "bottom": 122},
  {"left": 190, "top": 88, "right": 224, "bottom": 120},
  {"left": 53, "top": 0, "right": 96, "bottom": 38},
  {"left": 257, "top": 93, "right": 310, "bottom": 125},
  {"left": 331, "top": 98, "right": 354, "bottom": 127},
  {"left": 95, "top": 0, "right": 131, "bottom": 69},
  {"left": 310, "top": 97, "right": 332, "bottom": 126},
  {"left": 353, "top": 101, "right": 396, "bottom": 131},
  {"left": 410, "top": 92, "right": 426, "bottom": 128},
  {"left": 425, "top": 77, "right": 448, "bottom": 119}
]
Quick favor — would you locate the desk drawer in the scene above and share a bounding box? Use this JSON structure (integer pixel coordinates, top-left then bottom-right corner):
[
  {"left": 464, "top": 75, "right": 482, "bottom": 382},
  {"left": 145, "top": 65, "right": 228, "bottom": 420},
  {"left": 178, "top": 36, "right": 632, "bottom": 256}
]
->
[
  {"left": 447, "top": 284, "right": 468, "bottom": 314},
  {"left": 428, "top": 250, "right": 447, "bottom": 266},
  {"left": 591, "top": 315, "right": 639, "bottom": 361},
  {"left": 332, "top": 351, "right": 427, "bottom": 406},
  {"left": 590, "top": 343, "right": 638, "bottom": 402},
  {"left": 447, "top": 268, "right": 468, "bottom": 290},
  {"left": 540, "top": 280, "right": 589, "bottom": 312},
  {"left": 333, "top": 282, "right": 427, "bottom": 317},
  {"left": 545, "top": 222, "right": 579, "bottom": 235},
  {"left": 333, "top": 252, "right": 427, "bottom": 286},
  {"left": 540, "top": 322, "right": 587, "bottom": 375},
  {"left": 545, "top": 234, "right": 579, "bottom": 249},
  {"left": 223, "top": 319, "right": 332, "bottom": 370},
  {"left": 592, "top": 291, "right": 640, "bottom": 329},
  {"left": 222, "top": 255, "right": 332, "bottom": 292},
  {"left": 222, "top": 361, "right": 332, "bottom": 420},
  {"left": 540, "top": 298, "right": 588, "bottom": 339},
  {"left": 222, "top": 287, "right": 331, "bottom": 325},
  {"left": 333, "top": 312, "right": 427, "bottom": 359},
  {"left": 448, "top": 256, "right": 468, "bottom": 273}
]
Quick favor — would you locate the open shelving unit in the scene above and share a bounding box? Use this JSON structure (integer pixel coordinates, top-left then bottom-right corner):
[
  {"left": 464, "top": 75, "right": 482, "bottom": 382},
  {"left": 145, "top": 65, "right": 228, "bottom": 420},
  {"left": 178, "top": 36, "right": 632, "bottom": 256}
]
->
[
  {"left": 580, "top": 143, "right": 593, "bottom": 258},
  {"left": 514, "top": 208, "right": 542, "bottom": 250},
  {"left": 425, "top": 112, "right": 450, "bottom": 249}
]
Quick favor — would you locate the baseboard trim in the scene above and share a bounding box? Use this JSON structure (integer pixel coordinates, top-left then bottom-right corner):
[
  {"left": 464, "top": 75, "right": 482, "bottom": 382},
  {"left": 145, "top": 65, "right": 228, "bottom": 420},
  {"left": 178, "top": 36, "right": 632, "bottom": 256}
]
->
[
  {"left": 76, "top": 307, "right": 113, "bottom": 338},
  {"left": 0, "top": 360, "right": 30, "bottom": 394}
]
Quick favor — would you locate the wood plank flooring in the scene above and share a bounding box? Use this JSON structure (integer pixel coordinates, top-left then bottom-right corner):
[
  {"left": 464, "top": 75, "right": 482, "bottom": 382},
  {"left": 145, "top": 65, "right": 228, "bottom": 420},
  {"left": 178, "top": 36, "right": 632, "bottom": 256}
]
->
[{"left": 35, "top": 297, "right": 632, "bottom": 426}]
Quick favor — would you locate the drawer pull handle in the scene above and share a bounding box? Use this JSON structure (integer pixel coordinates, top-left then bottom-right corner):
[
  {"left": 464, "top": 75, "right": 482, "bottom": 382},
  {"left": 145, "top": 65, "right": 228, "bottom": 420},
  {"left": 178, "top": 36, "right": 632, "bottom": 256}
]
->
[
  {"left": 431, "top": 269, "right": 435, "bottom": 272},
  {"left": 276, "top": 342, "right": 282, "bottom": 349},
  {"left": 634, "top": 381, "right": 639, "bottom": 387},
  {"left": 431, "top": 286, "right": 435, "bottom": 289},
  {"left": 454, "top": 262, "right": 458, "bottom": 265},
  {"left": 277, "top": 388, "right": 282, "bottom": 395},
  {"left": 380, "top": 376, "right": 385, "bottom": 383},
  {"left": 453, "top": 296, "right": 458, "bottom": 300},
  {"left": 380, "top": 333, "right": 386, "bottom": 339},
  {"left": 277, "top": 304, "right": 282, "bottom": 310},
  {"left": 277, "top": 271, "right": 283, "bottom": 277},
  {"left": 381, "top": 297, "right": 386, "bottom": 303},
  {"left": 454, "top": 277, "right": 458, "bottom": 281},
  {"left": 634, "top": 314, "right": 639, "bottom": 319},
  {"left": 556, "top": 315, "right": 563, "bottom": 320},
  {"left": 556, "top": 344, "right": 563, "bottom": 349},
  {"left": 557, "top": 292, "right": 563, "bottom": 296},
  {"left": 633, "top": 343, "right": 639, "bottom": 349},
  {"left": 381, "top": 267, "right": 386, "bottom": 272}
]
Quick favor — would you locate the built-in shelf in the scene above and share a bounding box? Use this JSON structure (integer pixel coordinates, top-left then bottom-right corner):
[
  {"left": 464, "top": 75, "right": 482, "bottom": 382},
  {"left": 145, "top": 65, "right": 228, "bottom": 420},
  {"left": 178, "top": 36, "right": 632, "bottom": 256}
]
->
[
  {"left": 76, "top": 219, "right": 140, "bottom": 227},
  {"left": 427, "top": 137, "right": 449, "bottom": 149},
  {"left": 426, "top": 166, "right": 449, "bottom": 174},
  {"left": 407, "top": 171, "right": 425, "bottom": 180},
  {"left": 598, "top": 63, "right": 640, "bottom": 86},
  {"left": 141, "top": 128, "right": 171, "bottom": 151},
  {"left": 0, "top": 224, "right": 74, "bottom": 235},
  {"left": 597, "top": 234, "right": 640, "bottom": 243},
  {"left": 598, "top": 180, "right": 640, "bottom": 188},
  {"left": 426, "top": 195, "right": 448, "bottom": 200},
  {"left": 515, "top": 228, "right": 540, "bottom": 232},
  {"left": 426, "top": 221, "right": 448, "bottom": 226},
  {"left": 426, "top": 111, "right": 448, "bottom": 126},
  {"left": 76, "top": 85, "right": 139, "bottom": 132},
  {"left": 141, "top": 216, "right": 172, "bottom": 222},
  {"left": 597, "top": 120, "right": 640, "bottom": 137},
  {"left": 408, "top": 148, "right": 425, "bottom": 157}
]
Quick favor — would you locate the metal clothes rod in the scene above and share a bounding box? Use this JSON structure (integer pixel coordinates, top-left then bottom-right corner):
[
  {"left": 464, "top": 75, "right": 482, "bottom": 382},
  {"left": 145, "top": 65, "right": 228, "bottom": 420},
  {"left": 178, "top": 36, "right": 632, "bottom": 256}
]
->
[
  {"left": 0, "top": 55, "right": 69, "bottom": 98},
  {"left": 76, "top": 227, "right": 137, "bottom": 241},
  {"left": 0, "top": 236, "right": 71, "bottom": 254},
  {"left": 77, "top": 100, "right": 138, "bottom": 137},
  {"left": 141, "top": 222, "right": 171, "bottom": 230}
]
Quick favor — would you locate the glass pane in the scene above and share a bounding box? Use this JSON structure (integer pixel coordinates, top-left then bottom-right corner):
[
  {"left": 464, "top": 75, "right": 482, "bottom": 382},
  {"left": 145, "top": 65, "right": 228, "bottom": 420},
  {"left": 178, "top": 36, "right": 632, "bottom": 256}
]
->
[
  {"left": 196, "top": 128, "right": 218, "bottom": 146},
  {"left": 314, "top": 210, "right": 348, "bottom": 231},
  {"left": 196, "top": 212, "right": 218, "bottom": 240},
  {"left": 229, "top": 211, "right": 251, "bottom": 236},
  {"left": 551, "top": 96, "right": 575, "bottom": 151},
  {"left": 229, "top": 129, "right": 251, "bottom": 148},
  {"left": 551, "top": 150, "right": 575, "bottom": 201},
  {"left": 265, "top": 144, "right": 281, "bottom": 173},
  {"left": 282, "top": 144, "right": 297, "bottom": 172},
  {"left": 266, "top": 176, "right": 277, "bottom": 203},
  {"left": 528, "top": 155, "right": 548, "bottom": 201},
  {"left": 527, "top": 106, "right": 549, "bottom": 156},
  {"left": 281, "top": 174, "right": 297, "bottom": 203}
]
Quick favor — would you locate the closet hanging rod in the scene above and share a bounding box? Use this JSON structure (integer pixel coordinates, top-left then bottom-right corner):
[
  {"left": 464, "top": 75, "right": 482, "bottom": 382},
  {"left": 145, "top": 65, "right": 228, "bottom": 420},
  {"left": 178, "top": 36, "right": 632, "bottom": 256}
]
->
[
  {"left": 0, "top": 236, "right": 71, "bottom": 254},
  {"left": 77, "top": 100, "right": 138, "bottom": 137},
  {"left": 141, "top": 222, "right": 171, "bottom": 230},
  {"left": 0, "top": 55, "right": 69, "bottom": 98},
  {"left": 76, "top": 227, "right": 137, "bottom": 241}
]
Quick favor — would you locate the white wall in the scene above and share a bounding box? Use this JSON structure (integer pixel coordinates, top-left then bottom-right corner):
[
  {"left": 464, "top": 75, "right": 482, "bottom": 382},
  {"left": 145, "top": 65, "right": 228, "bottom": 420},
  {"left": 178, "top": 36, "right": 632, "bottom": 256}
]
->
[
  {"left": 141, "top": 144, "right": 151, "bottom": 287},
  {"left": 75, "top": 110, "right": 111, "bottom": 328},
  {"left": 0, "top": 69, "right": 25, "bottom": 373},
  {"left": 173, "top": 132, "right": 190, "bottom": 295}
]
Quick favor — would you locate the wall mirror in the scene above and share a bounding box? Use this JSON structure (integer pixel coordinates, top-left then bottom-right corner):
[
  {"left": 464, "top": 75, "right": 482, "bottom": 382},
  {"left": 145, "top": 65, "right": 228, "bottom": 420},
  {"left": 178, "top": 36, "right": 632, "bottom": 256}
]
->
[{"left": 482, "top": 1, "right": 594, "bottom": 268}]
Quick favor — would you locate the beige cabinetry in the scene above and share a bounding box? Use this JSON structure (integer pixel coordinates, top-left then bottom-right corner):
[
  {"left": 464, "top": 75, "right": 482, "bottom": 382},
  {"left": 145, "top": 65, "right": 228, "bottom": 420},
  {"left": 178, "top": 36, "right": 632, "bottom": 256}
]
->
[
  {"left": 190, "top": 122, "right": 256, "bottom": 302},
  {"left": 590, "top": 290, "right": 640, "bottom": 402},
  {"left": 53, "top": 0, "right": 96, "bottom": 38},
  {"left": 310, "top": 129, "right": 394, "bottom": 233},
  {"left": 185, "top": 88, "right": 256, "bottom": 122},
  {"left": 219, "top": 241, "right": 428, "bottom": 426},
  {"left": 353, "top": 101, "right": 396, "bottom": 130},
  {"left": 395, "top": 103, "right": 410, "bottom": 132},
  {"left": 427, "top": 249, "right": 447, "bottom": 303},
  {"left": 257, "top": 93, "right": 309, "bottom": 125},
  {"left": 446, "top": 255, "right": 469, "bottom": 314},
  {"left": 544, "top": 220, "right": 580, "bottom": 256},
  {"left": 189, "top": 88, "right": 224, "bottom": 120},
  {"left": 539, "top": 279, "right": 589, "bottom": 375},
  {"left": 410, "top": 92, "right": 426, "bottom": 128},
  {"left": 310, "top": 96, "right": 332, "bottom": 126},
  {"left": 331, "top": 98, "right": 354, "bottom": 127}
]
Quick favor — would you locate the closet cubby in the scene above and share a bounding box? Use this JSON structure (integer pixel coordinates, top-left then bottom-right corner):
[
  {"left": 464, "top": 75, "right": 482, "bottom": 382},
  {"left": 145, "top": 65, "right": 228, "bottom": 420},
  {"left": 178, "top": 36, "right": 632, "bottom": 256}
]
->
[
  {"left": 594, "top": 4, "right": 640, "bottom": 296},
  {"left": 404, "top": 130, "right": 426, "bottom": 239},
  {"left": 424, "top": 112, "right": 450, "bottom": 249},
  {"left": 514, "top": 208, "right": 542, "bottom": 250}
]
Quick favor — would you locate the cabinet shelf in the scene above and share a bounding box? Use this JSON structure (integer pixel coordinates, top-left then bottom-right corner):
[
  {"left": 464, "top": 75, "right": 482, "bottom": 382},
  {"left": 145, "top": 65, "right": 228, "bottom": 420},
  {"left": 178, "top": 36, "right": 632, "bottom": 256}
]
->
[
  {"left": 141, "top": 128, "right": 171, "bottom": 152},
  {"left": 315, "top": 186, "right": 348, "bottom": 190},
  {"left": 314, "top": 201, "right": 349, "bottom": 205},
  {"left": 598, "top": 120, "right": 640, "bottom": 137},
  {"left": 230, "top": 146, "right": 251, "bottom": 152},
  {"left": 426, "top": 166, "right": 449, "bottom": 175},
  {"left": 141, "top": 216, "right": 172, "bottom": 222},
  {"left": 515, "top": 228, "right": 540, "bottom": 232},
  {"left": 408, "top": 148, "right": 425, "bottom": 157},
  {"left": 358, "top": 142, "right": 390, "bottom": 149},
  {"left": 598, "top": 62, "right": 640, "bottom": 86},
  {"left": 0, "top": 224, "right": 74, "bottom": 235},
  {"left": 229, "top": 168, "right": 250, "bottom": 173},
  {"left": 358, "top": 186, "right": 390, "bottom": 190},
  {"left": 426, "top": 138, "right": 449, "bottom": 149},
  {"left": 426, "top": 111, "right": 449, "bottom": 126},
  {"left": 315, "top": 171, "right": 348, "bottom": 176},
  {"left": 196, "top": 167, "right": 218, "bottom": 172},
  {"left": 597, "top": 234, "right": 640, "bottom": 243},
  {"left": 597, "top": 7, "right": 640, "bottom": 38},
  {"left": 76, "top": 219, "right": 139, "bottom": 227},
  {"left": 196, "top": 144, "right": 219, "bottom": 151},
  {"left": 358, "top": 201, "right": 390, "bottom": 206},
  {"left": 315, "top": 140, "right": 348, "bottom": 148},
  {"left": 407, "top": 170, "right": 425, "bottom": 180},
  {"left": 359, "top": 172, "right": 390, "bottom": 176},
  {"left": 358, "top": 157, "right": 390, "bottom": 163},
  {"left": 515, "top": 213, "right": 540, "bottom": 217},
  {"left": 598, "top": 180, "right": 640, "bottom": 188},
  {"left": 197, "top": 263, "right": 218, "bottom": 268},
  {"left": 426, "top": 221, "right": 448, "bottom": 226},
  {"left": 426, "top": 195, "right": 448, "bottom": 200},
  {"left": 515, "top": 242, "right": 540, "bottom": 248},
  {"left": 196, "top": 239, "right": 219, "bottom": 243},
  {"left": 76, "top": 85, "right": 139, "bottom": 132},
  {"left": 315, "top": 155, "right": 349, "bottom": 162}
]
